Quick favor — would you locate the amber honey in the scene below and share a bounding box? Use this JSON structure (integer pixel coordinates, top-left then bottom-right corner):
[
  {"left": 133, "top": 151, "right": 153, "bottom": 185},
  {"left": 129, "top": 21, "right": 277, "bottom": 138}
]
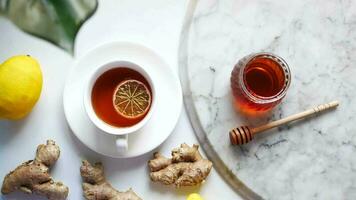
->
[
  {"left": 231, "top": 53, "right": 291, "bottom": 114},
  {"left": 91, "top": 67, "right": 152, "bottom": 127}
]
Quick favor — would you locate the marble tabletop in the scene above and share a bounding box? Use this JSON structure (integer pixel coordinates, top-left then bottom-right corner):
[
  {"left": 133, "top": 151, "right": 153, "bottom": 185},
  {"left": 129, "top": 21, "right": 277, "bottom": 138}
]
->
[{"left": 180, "top": 0, "right": 356, "bottom": 199}]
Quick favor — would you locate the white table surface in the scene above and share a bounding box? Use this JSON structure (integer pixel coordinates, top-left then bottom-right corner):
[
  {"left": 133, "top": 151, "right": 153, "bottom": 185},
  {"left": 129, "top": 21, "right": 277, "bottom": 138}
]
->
[{"left": 0, "top": 0, "right": 241, "bottom": 200}]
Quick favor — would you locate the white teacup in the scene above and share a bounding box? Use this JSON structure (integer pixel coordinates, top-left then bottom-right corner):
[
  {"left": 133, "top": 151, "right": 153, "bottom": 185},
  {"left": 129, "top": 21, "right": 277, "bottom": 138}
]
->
[{"left": 84, "top": 60, "right": 155, "bottom": 153}]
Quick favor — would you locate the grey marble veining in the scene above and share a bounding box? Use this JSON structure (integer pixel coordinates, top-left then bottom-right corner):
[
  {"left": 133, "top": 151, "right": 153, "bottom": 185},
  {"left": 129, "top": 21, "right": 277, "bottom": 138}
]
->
[{"left": 180, "top": 0, "right": 356, "bottom": 199}]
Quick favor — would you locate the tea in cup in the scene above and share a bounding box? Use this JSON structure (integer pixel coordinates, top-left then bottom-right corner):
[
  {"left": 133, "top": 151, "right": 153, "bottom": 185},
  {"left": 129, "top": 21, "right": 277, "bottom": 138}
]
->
[{"left": 84, "top": 61, "right": 155, "bottom": 152}]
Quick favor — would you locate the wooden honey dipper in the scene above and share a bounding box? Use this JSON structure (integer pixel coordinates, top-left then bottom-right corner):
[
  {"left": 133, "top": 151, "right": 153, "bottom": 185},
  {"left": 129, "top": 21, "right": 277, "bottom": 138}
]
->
[{"left": 230, "top": 101, "right": 339, "bottom": 145}]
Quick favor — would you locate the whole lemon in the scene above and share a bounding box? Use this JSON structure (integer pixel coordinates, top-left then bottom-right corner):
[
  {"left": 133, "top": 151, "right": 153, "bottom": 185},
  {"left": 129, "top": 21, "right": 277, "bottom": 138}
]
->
[{"left": 0, "top": 55, "right": 43, "bottom": 120}]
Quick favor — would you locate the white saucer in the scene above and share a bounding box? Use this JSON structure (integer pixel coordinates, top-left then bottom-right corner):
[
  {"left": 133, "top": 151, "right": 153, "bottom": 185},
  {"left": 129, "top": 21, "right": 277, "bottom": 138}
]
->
[{"left": 63, "top": 42, "right": 182, "bottom": 158}]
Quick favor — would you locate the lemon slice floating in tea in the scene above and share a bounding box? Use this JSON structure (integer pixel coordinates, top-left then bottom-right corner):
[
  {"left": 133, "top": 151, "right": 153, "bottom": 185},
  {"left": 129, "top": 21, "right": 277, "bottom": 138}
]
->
[{"left": 113, "top": 79, "right": 151, "bottom": 119}]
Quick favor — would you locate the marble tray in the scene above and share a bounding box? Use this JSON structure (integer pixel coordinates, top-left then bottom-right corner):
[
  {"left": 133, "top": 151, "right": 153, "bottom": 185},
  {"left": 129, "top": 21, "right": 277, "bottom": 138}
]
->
[{"left": 179, "top": 0, "right": 356, "bottom": 199}]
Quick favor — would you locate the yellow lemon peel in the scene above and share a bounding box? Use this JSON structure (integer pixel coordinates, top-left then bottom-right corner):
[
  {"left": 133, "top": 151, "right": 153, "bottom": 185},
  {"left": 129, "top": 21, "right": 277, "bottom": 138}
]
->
[
  {"left": 187, "top": 193, "right": 203, "bottom": 200},
  {"left": 0, "top": 55, "right": 42, "bottom": 120}
]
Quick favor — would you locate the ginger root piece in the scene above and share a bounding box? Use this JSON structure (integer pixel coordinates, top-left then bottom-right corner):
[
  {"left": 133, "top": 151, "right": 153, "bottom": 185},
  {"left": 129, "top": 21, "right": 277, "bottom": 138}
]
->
[
  {"left": 80, "top": 160, "right": 142, "bottom": 200},
  {"left": 1, "top": 140, "right": 69, "bottom": 200},
  {"left": 148, "top": 143, "right": 213, "bottom": 187}
]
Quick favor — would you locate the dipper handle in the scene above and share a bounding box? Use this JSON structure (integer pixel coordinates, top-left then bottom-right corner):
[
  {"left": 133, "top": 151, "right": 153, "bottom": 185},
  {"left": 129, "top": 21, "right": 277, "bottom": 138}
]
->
[{"left": 230, "top": 101, "right": 339, "bottom": 145}]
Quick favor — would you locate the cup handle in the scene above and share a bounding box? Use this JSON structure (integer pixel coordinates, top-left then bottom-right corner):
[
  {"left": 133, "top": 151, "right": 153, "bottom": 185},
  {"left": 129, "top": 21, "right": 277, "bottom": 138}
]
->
[{"left": 115, "top": 135, "right": 128, "bottom": 152}]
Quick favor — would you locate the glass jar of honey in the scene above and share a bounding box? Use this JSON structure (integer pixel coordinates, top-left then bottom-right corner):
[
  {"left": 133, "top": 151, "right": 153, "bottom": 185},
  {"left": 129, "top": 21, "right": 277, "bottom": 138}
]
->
[{"left": 230, "top": 53, "right": 291, "bottom": 114}]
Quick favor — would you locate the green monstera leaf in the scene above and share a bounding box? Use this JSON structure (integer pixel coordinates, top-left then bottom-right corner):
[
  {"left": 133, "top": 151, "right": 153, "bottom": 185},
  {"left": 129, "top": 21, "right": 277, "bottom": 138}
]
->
[{"left": 0, "top": 0, "right": 98, "bottom": 54}]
